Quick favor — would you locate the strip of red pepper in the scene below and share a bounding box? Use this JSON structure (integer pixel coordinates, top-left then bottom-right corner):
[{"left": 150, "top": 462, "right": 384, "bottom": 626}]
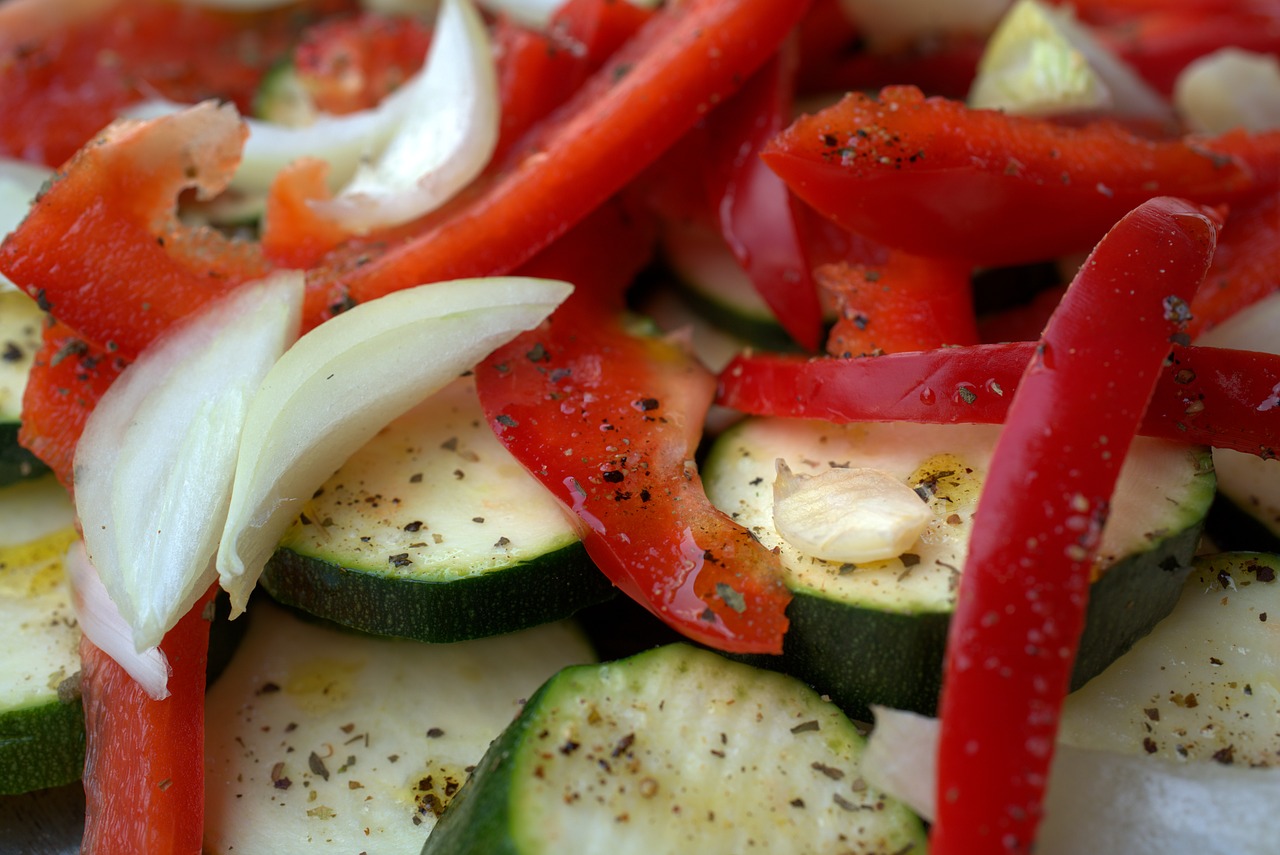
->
[
  {"left": 717, "top": 340, "right": 1279, "bottom": 459},
  {"left": 324, "top": 0, "right": 813, "bottom": 307},
  {"left": 474, "top": 202, "right": 791, "bottom": 655},
  {"left": 704, "top": 45, "right": 825, "bottom": 352},
  {"left": 761, "top": 85, "right": 1276, "bottom": 266},
  {"left": 80, "top": 585, "right": 216, "bottom": 854},
  {"left": 930, "top": 197, "right": 1220, "bottom": 853}
]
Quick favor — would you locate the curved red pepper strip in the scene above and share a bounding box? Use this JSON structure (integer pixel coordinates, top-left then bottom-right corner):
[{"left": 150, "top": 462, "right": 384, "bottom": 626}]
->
[
  {"left": 705, "top": 46, "right": 825, "bottom": 352},
  {"left": 718, "top": 341, "right": 1279, "bottom": 458},
  {"left": 0, "top": 102, "right": 272, "bottom": 360},
  {"left": 1188, "top": 193, "right": 1280, "bottom": 338},
  {"left": 474, "top": 202, "right": 790, "bottom": 655},
  {"left": 326, "top": 0, "right": 814, "bottom": 306},
  {"left": 80, "top": 585, "right": 216, "bottom": 854},
  {"left": 761, "top": 86, "right": 1275, "bottom": 266},
  {"left": 929, "top": 197, "right": 1220, "bottom": 854}
]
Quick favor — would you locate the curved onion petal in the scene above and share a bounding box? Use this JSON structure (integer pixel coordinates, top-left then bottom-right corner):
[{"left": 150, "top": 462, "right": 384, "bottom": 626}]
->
[
  {"left": 1175, "top": 48, "right": 1280, "bottom": 134},
  {"left": 838, "top": 0, "right": 1012, "bottom": 52},
  {"left": 310, "top": 0, "right": 498, "bottom": 232},
  {"left": 216, "top": 276, "right": 573, "bottom": 614},
  {"left": 864, "top": 707, "right": 1280, "bottom": 854},
  {"left": 74, "top": 272, "right": 304, "bottom": 651},
  {"left": 66, "top": 539, "right": 172, "bottom": 700},
  {"left": 0, "top": 158, "right": 54, "bottom": 290}
]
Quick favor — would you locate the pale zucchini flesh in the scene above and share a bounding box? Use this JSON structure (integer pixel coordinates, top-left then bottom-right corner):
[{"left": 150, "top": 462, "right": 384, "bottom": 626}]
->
[
  {"left": 0, "top": 290, "right": 48, "bottom": 485},
  {"left": 422, "top": 644, "right": 928, "bottom": 855},
  {"left": 203, "top": 599, "right": 596, "bottom": 854},
  {"left": 262, "top": 375, "right": 613, "bottom": 642}
]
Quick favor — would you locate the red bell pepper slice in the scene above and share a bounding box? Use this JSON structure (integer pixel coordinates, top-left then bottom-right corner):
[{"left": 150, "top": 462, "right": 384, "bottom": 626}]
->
[
  {"left": 80, "top": 585, "right": 216, "bottom": 854},
  {"left": 0, "top": 102, "right": 272, "bottom": 360},
  {"left": 322, "top": 0, "right": 814, "bottom": 305},
  {"left": 717, "top": 340, "right": 1279, "bottom": 459},
  {"left": 291, "top": 11, "right": 433, "bottom": 116},
  {"left": 1187, "top": 192, "right": 1280, "bottom": 338},
  {"left": 705, "top": 46, "right": 825, "bottom": 352},
  {"left": 762, "top": 85, "right": 1276, "bottom": 266},
  {"left": 474, "top": 202, "right": 790, "bottom": 655},
  {"left": 929, "top": 196, "right": 1220, "bottom": 853},
  {"left": 819, "top": 251, "right": 978, "bottom": 356},
  {"left": 0, "top": 0, "right": 355, "bottom": 167}
]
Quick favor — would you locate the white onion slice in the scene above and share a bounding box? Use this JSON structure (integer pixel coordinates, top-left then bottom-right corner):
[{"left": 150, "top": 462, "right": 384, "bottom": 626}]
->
[
  {"left": 0, "top": 158, "right": 54, "bottom": 291},
  {"left": 838, "top": 0, "right": 1012, "bottom": 52},
  {"left": 216, "top": 276, "right": 573, "bottom": 613},
  {"left": 864, "top": 707, "right": 1280, "bottom": 854},
  {"left": 311, "top": 0, "right": 498, "bottom": 232},
  {"left": 1175, "top": 48, "right": 1280, "bottom": 133},
  {"left": 74, "top": 272, "right": 304, "bottom": 652},
  {"left": 66, "top": 539, "right": 172, "bottom": 700}
]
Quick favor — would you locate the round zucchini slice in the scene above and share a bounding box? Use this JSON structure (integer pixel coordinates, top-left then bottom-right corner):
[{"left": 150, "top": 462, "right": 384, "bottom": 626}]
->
[
  {"left": 0, "top": 290, "right": 49, "bottom": 486},
  {"left": 262, "top": 376, "right": 614, "bottom": 643},
  {"left": 703, "top": 418, "right": 1215, "bottom": 720}
]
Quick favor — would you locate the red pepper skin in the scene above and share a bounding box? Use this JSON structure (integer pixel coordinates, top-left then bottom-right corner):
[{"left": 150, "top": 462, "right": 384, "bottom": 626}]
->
[
  {"left": 0, "top": 103, "right": 272, "bottom": 360},
  {"left": 819, "top": 252, "right": 978, "bottom": 357},
  {"left": 328, "top": 0, "right": 814, "bottom": 305},
  {"left": 0, "top": 0, "right": 356, "bottom": 167},
  {"left": 706, "top": 47, "right": 825, "bottom": 352},
  {"left": 1187, "top": 193, "right": 1280, "bottom": 338},
  {"left": 80, "top": 585, "right": 216, "bottom": 855},
  {"left": 474, "top": 201, "right": 790, "bottom": 655},
  {"left": 762, "top": 86, "right": 1273, "bottom": 266},
  {"left": 930, "top": 197, "right": 1219, "bottom": 854},
  {"left": 17, "top": 321, "right": 127, "bottom": 489},
  {"left": 717, "top": 340, "right": 1277, "bottom": 458}
]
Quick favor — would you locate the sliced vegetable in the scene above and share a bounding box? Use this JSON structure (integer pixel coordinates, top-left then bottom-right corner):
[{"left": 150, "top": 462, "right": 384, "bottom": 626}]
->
[
  {"left": 204, "top": 598, "right": 596, "bottom": 853},
  {"left": 422, "top": 644, "right": 928, "bottom": 854},
  {"left": 762, "top": 85, "right": 1274, "bottom": 265},
  {"left": 0, "top": 290, "right": 47, "bottom": 485},
  {"left": 217, "top": 276, "right": 572, "bottom": 615},
  {"left": 261, "top": 375, "right": 614, "bottom": 643},
  {"left": 74, "top": 272, "right": 304, "bottom": 652},
  {"left": 836, "top": 0, "right": 1011, "bottom": 52},
  {"left": 1174, "top": 47, "right": 1280, "bottom": 132},
  {"left": 0, "top": 476, "right": 82, "bottom": 795},
  {"left": 310, "top": 0, "right": 500, "bottom": 232},
  {"left": 931, "top": 197, "right": 1220, "bottom": 854},
  {"left": 0, "top": 158, "right": 51, "bottom": 292},
  {"left": 78, "top": 583, "right": 216, "bottom": 855}
]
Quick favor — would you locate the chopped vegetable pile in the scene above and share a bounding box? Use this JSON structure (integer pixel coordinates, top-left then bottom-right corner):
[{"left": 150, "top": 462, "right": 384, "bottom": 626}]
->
[{"left": 1, "top": 0, "right": 1279, "bottom": 852}]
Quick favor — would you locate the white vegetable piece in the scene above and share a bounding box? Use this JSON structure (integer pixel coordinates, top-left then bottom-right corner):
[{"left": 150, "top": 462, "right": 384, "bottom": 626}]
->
[
  {"left": 216, "top": 276, "right": 573, "bottom": 614},
  {"left": 311, "top": 0, "right": 498, "bottom": 232},
  {"left": 865, "top": 705, "right": 1280, "bottom": 855},
  {"left": 0, "top": 158, "right": 53, "bottom": 291},
  {"left": 838, "top": 0, "right": 1012, "bottom": 52},
  {"left": 968, "top": 0, "right": 1172, "bottom": 125},
  {"left": 66, "top": 539, "right": 172, "bottom": 701},
  {"left": 771, "top": 459, "right": 932, "bottom": 564},
  {"left": 1175, "top": 48, "right": 1280, "bottom": 133},
  {"left": 73, "top": 272, "right": 305, "bottom": 652}
]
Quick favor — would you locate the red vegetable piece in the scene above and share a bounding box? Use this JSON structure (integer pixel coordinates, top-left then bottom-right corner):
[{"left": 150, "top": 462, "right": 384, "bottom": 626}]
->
[
  {"left": 0, "top": 0, "right": 355, "bottom": 167},
  {"left": 705, "top": 47, "right": 825, "bottom": 351},
  {"left": 323, "top": 0, "right": 814, "bottom": 304},
  {"left": 474, "top": 202, "right": 789, "bottom": 655},
  {"left": 292, "top": 11, "right": 433, "bottom": 115},
  {"left": 930, "top": 197, "right": 1220, "bottom": 854},
  {"left": 1188, "top": 192, "right": 1280, "bottom": 338},
  {"left": 717, "top": 340, "right": 1278, "bottom": 458},
  {"left": 17, "top": 321, "right": 127, "bottom": 489},
  {"left": 0, "top": 102, "right": 272, "bottom": 360},
  {"left": 819, "top": 251, "right": 978, "bottom": 356},
  {"left": 80, "top": 585, "right": 216, "bottom": 855},
  {"left": 762, "top": 86, "right": 1274, "bottom": 266}
]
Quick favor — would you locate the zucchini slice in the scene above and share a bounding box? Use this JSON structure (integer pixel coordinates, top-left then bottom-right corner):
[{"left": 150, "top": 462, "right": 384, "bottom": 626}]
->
[
  {"left": 0, "top": 475, "right": 83, "bottom": 794},
  {"left": 1060, "top": 551, "right": 1279, "bottom": 766},
  {"left": 261, "top": 375, "right": 615, "bottom": 643},
  {"left": 422, "top": 644, "right": 928, "bottom": 855},
  {"left": 703, "top": 418, "right": 1215, "bottom": 719},
  {"left": 0, "top": 291, "right": 48, "bottom": 486},
  {"left": 203, "top": 599, "right": 596, "bottom": 854}
]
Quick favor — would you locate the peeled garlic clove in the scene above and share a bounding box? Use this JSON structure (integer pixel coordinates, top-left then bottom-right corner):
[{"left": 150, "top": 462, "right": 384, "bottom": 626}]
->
[{"left": 772, "top": 459, "right": 931, "bottom": 563}]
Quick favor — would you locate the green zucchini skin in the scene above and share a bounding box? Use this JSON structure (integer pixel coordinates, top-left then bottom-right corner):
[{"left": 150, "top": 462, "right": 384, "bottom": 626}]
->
[
  {"left": 0, "top": 695, "right": 84, "bottom": 795},
  {"left": 262, "top": 542, "right": 615, "bottom": 644},
  {"left": 422, "top": 644, "right": 927, "bottom": 855},
  {"left": 705, "top": 418, "right": 1216, "bottom": 722}
]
